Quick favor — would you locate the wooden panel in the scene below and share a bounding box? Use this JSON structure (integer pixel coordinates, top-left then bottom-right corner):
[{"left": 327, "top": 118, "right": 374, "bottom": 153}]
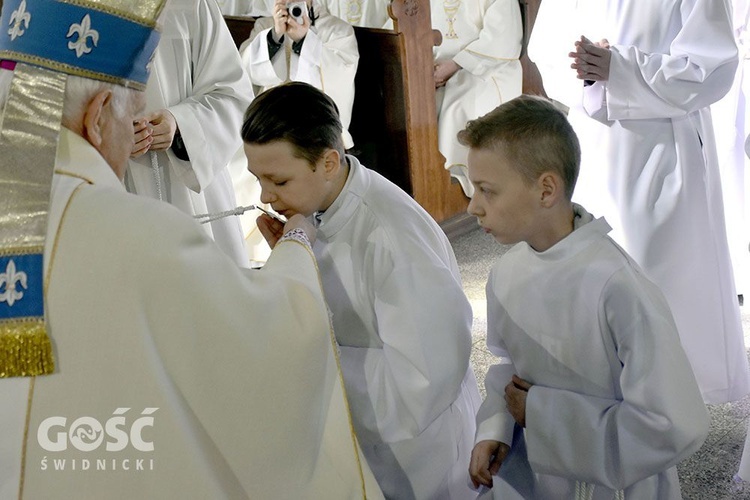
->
[
  {"left": 389, "top": 0, "right": 468, "bottom": 222},
  {"left": 223, "top": 15, "right": 256, "bottom": 49}
]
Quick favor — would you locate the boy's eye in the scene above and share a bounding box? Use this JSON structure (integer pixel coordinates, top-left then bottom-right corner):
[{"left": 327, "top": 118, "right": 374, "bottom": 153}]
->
[{"left": 274, "top": 180, "right": 288, "bottom": 187}]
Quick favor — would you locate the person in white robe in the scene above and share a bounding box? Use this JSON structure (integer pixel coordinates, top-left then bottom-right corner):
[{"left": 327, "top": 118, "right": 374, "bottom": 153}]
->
[
  {"left": 126, "top": 0, "right": 254, "bottom": 268},
  {"left": 527, "top": 0, "right": 750, "bottom": 404},
  {"left": 239, "top": 0, "right": 358, "bottom": 149},
  {"left": 462, "top": 95, "right": 708, "bottom": 500},
  {"left": 321, "top": 0, "right": 391, "bottom": 28},
  {"left": 243, "top": 82, "right": 482, "bottom": 499},
  {"left": 432, "top": 0, "right": 523, "bottom": 198},
  {"left": 232, "top": 0, "right": 359, "bottom": 266},
  {"left": 0, "top": 1, "right": 383, "bottom": 496},
  {"left": 710, "top": 0, "right": 750, "bottom": 300}
]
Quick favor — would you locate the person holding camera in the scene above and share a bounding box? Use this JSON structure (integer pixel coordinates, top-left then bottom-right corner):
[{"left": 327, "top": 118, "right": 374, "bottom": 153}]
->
[{"left": 239, "top": 0, "right": 358, "bottom": 149}]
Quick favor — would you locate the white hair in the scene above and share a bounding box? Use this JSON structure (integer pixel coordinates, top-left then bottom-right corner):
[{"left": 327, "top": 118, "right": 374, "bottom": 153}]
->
[{"left": 62, "top": 74, "right": 136, "bottom": 126}]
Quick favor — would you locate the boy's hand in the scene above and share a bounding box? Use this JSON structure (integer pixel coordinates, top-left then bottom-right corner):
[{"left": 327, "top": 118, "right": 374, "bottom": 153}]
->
[
  {"left": 469, "top": 440, "right": 510, "bottom": 488},
  {"left": 505, "top": 374, "right": 532, "bottom": 427},
  {"left": 257, "top": 214, "right": 286, "bottom": 248},
  {"left": 258, "top": 213, "right": 316, "bottom": 249}
]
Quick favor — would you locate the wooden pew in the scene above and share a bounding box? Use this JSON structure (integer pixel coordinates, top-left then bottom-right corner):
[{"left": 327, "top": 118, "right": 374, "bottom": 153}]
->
[{"left": 224, "top": 1, "right": 471, "bottom": 232}]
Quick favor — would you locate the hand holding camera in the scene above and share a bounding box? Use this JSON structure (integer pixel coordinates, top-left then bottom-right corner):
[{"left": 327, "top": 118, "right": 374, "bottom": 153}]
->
[{"left": 272, "top": 0, "right": 309, "bottom": 42}]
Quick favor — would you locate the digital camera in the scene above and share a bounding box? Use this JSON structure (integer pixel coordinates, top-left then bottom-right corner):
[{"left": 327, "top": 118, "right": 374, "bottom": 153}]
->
[{"left": 287, "top": 1, "right": 307, "bottom": 24}]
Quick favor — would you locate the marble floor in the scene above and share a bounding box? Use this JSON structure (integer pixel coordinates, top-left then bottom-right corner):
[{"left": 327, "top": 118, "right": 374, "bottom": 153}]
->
[{"left": 450, "top": 226, "right": 750, "bottom": 499}]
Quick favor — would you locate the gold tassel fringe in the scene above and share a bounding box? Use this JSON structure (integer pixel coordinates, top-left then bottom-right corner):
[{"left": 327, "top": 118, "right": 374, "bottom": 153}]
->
[{"left": 0, "top": 319, "right": 55, "bottom": 377}]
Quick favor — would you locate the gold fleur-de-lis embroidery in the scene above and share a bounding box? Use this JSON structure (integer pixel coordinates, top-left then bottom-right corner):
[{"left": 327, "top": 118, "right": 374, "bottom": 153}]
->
[
  {"left": 0, "top": 259, "right": 28, "bottom": 307},
  {"left": 8, "top": 0, "right": 31, "bottom": 41},
  {"left": 67, "top": 14, "right": 99, "bottom": 58}
]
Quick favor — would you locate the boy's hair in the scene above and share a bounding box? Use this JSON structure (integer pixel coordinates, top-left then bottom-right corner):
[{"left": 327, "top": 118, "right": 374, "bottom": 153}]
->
[
  {"left": 241, "top": 82, "right": 345, "bottom": 168},
  {"left": 457, "top": 95, "right": 581, "bottom": 199}
]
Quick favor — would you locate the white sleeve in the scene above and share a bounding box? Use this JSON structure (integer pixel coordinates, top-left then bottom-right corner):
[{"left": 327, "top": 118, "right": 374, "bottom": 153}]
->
[
  {"left": 605, "top": 0, "right": 737, "bottom": 120},
  {"left": 167, "top": 0, "right": 254, "bottom": 193},
  {"left": 474, "top": 267, "right": 518, "bottom": 447},
  {"left": 240, "top": 18, "right": 287, "bottom": 89},
  {"left": 524, "top": 268, "right": 709, "bottom": 490},
  {"left": 338, "top": 260, "right": 472, "bottom": 443},
  {"left": 452, "top": 0, "right": 523, "bottom": 77},
  {"left": 295, "top": 21, "right": 359, "bottom": 141}
]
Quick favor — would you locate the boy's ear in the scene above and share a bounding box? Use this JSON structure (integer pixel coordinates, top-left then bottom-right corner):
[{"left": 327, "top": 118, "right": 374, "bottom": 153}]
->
[
  {"left": 538, "top": 171, "right": 564, "bottom": 207},
  {"left": 82, "top": 90, "right": 112, "bottom": 149},
  {"left": 323, "top": 148, "right": 341, "bottom": 178}
]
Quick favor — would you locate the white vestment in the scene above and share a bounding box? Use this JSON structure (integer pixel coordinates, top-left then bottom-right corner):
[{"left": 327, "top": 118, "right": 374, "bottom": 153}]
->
[
  {"left": 239, "top": 5, "right": 359, "bottom": 149},
  {"left": 0, "top": 129, "right": 383, "bottom": 500},
  {"left": 321, "top": 0, "right": 391, "bottom": 28},
  {"left": 710, "top": 0, "right": 750, "bottom": 297},
  {"left": 528, "top": 0, "right": 750, "bottom": 404},
  {"left": 432, "top": 0, "right": 523, "bottom": 197},
  {"left": 313, "top": 156, "right": 482, "bottom": 499},
  {"left": 217, "top": 0, "right": 273, "bottom": 16},
  {"left": 126, "top": 0, "right": 254, "bottom": 268},
  {"left": 476, "top": 207, "right": 709, "bottom": 500}
]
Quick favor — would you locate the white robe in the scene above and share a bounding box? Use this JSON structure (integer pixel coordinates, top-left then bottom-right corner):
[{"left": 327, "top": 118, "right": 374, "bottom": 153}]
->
[
  {"left": 321, "top": 0, "right": 391, "bottom": 28},
  {"left": 239, "top": 4, "right": 359, "bottom": 149},
  {"left": 475, "top": 207, "right": 709, "bottom": 500},
  {"left": 217, "top": 0, "right": 273, "bottom": 16},
  {"left": 313, "top": 155, "right": 482, "bottom": 499},
  {"left": 0, "top": 129, "right": 384, "bottom": 500},
  {"left": 432, "top": 0, "right": 523, "bottom": 197},
  {"left": 126, "top": 0, "right": 254, "bottom": 268},
  {"left": 710, "top": 0, "right": 750, "bottom": 297},
  {"left": 231, "top": 4, "right": 359, "bottom": 265},
  {"left": 528, "top": 0, "right": 750, "bottom": 404}
]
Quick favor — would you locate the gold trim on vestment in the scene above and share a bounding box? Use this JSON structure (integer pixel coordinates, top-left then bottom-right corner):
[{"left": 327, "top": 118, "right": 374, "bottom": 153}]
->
[{"left": 278, "top": 237, "right": 369, "bottom": 498}]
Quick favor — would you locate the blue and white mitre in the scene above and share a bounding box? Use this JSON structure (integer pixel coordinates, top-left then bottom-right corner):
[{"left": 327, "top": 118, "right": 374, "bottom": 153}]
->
[{"left": 0, "top": 0, "right": 166, "bottom": 377}]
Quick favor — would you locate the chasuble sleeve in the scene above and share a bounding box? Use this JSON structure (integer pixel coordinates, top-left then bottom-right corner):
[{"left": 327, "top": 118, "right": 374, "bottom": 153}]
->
[
  {"left": 605, "top": 0, "right": 738, "bottom": 120},
  {"left": 165, "top": 0, "right": 254, "bottom": 193},
  {"left": 338, "top": 261, "right": 472, "bottom": 443},
  {"left": 130, "top": 207, "right": 358, "bottom": 497},
  {"left": 522, "top": 268, "right": 709, "bottom": 490}
]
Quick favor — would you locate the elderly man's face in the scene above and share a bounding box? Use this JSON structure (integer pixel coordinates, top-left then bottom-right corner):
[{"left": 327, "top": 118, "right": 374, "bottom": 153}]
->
[{"left": 99, "top": 90, "right": 146, "bottom": 179}]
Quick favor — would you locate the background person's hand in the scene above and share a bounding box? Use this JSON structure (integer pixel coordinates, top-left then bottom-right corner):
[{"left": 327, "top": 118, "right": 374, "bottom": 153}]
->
[
  {"left": 146, "top": 109, "right": 178, "bottom": 151},
  {"left": 569, "top": 35, "right": 612, "bottom": 81}
]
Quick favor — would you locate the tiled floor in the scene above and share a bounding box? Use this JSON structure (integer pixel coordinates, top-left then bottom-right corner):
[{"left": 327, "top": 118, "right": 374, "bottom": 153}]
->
[{"left": 451, "top": 226, "right": 750, "bottom": 499}]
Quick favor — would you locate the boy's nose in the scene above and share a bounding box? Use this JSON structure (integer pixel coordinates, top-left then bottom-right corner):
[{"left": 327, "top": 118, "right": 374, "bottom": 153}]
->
[
  {"left": 260, "top": 189, "right": 275, "bottom": 205},
  {"left": 467, "top": 196, "right": 481, "bottom": 217}
]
